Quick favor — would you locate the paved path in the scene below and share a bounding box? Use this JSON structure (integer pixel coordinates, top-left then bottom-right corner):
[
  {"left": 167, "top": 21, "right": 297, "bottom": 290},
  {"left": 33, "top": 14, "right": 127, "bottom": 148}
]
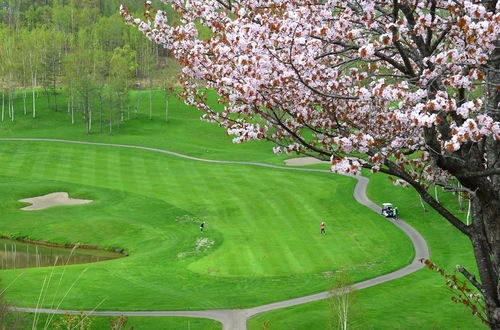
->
[{"left": 2, "top": 138, "right": 429, "bottom": 330}]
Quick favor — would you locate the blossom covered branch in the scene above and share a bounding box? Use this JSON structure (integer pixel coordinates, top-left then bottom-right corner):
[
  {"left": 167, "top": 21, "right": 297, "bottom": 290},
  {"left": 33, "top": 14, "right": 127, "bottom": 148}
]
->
[{"left": 121, "top": 2, "right": 500, "bottom": 326}]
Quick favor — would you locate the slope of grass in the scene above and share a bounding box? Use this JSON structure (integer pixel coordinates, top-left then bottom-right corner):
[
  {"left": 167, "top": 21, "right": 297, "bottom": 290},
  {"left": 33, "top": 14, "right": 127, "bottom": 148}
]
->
[
  {"left": 0, "top": 89, "right": 290, "bottom": 165},
  {"left": 0, "top": 140, "right": 412, "bottom": 310},
  {"left": 247, "top": 172, "right": 484, "bottom": 329},
  {"left": 1, "top": 89, "right": 481, "bottom": 328}
]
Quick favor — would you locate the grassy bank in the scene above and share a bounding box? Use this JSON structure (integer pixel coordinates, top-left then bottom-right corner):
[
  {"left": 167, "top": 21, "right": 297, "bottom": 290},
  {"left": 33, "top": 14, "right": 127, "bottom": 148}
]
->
[
  {"left": 0, "top": 90, "right": 411, "bottom": 312},
  {"left": 247, "top": 171, "right": 484, "bottom": 329}
]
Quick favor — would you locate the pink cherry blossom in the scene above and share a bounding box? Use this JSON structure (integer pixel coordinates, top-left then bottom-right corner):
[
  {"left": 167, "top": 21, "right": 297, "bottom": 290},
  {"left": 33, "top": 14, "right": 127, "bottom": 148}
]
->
[{"left": 122, "top": 2, "right": 500, "bottom": 323}]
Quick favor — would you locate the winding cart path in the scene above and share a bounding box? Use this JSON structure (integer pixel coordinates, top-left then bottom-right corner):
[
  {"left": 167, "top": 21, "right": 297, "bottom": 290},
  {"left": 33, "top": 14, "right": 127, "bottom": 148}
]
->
[{"left": 2, "top": 138, "right": 429, "bottom": 330}]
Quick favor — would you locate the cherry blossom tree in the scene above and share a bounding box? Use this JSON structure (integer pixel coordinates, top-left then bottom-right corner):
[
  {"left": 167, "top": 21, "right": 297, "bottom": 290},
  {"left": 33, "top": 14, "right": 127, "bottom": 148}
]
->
[{"left": 121, "top": 0, "right": 499, "bottom": 327}]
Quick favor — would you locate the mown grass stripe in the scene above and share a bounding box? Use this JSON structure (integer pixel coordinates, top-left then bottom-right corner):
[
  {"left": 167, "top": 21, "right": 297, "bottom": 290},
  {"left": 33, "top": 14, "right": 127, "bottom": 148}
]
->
[{"left": 0, "top": 140, "right": 412, "bottom": 311}]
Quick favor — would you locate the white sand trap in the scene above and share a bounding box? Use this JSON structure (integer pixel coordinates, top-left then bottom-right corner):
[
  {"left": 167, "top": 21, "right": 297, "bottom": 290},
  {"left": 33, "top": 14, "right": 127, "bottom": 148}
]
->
[
  {"left": 19, "top": 192, "right": 93, "bottom": 211},
  {"left": 284, "top": 157, "right": 330, "bottom": 166}
]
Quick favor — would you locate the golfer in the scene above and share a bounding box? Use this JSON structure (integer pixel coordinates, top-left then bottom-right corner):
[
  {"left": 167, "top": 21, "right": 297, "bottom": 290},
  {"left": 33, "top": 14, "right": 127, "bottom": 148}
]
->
[
  {"left": 320, "top": 222, "right": 326, "bottom": 234},
  {"left": 200, "top": 221, "right": 205, "bottom": 232}
]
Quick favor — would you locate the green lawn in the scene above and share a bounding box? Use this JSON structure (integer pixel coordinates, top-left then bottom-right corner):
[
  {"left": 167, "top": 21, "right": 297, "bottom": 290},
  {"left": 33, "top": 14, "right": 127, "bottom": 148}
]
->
[
  {"left": 22, "top": 313, "right": 221, "bottom": 330},
  {"left": 0, "top": 91, "right": 412, "bottom": 313},
  {"left": 0, "top": 141, "right": 411, "bottom": 310},
  {"left": 0, "top": 89, "right": 482, "bottom": 329},
  {"left": 247, "top": 172, "right": 485, "bottom": 329},
  {"left": 0, "top": 89, "right": 290, "bottom": 165}
]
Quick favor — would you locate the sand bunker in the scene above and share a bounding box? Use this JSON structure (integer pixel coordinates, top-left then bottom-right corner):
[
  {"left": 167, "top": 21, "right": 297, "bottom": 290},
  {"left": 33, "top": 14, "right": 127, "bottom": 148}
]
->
[
  {"left": 284, "top": 157, "right": 330, "bottom": 166},
  {"left": 19, "top": 192, "right": 93, "bottom": 211}
]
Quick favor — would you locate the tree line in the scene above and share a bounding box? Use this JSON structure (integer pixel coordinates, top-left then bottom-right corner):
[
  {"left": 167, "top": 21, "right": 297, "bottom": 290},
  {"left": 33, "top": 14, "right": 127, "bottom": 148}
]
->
[{"left": 0, "top": 0, "right": 178, "bottom": 133}]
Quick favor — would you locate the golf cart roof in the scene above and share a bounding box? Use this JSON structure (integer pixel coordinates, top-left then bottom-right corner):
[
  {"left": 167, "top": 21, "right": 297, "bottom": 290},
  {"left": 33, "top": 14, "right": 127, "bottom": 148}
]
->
[{"left": 382, "top": 203, "right": 393, "bottom": 208}]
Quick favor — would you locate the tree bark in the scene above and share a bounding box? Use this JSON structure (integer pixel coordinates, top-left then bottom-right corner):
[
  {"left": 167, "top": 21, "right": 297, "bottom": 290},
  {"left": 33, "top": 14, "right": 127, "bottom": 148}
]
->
[{"left": 470, "top": 196, "right": 500, "bottom": 329}]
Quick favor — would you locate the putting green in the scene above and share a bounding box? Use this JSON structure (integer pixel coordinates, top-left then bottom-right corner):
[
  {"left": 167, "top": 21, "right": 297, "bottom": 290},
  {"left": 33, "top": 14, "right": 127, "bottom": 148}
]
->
[{"left": 0, "top": 140, "right": 413, "bottom": 310}]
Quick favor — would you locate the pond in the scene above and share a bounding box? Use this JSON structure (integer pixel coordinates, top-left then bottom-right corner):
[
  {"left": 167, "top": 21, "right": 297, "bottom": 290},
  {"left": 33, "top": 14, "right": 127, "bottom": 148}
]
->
[{"left": 0, "top": 238, "right": 125, "bottom": 270}]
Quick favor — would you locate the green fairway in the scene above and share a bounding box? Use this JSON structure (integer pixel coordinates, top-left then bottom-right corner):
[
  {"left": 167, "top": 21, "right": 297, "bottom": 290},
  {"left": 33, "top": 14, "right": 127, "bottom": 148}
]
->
[
  {"left": 0, "top": 140, "right": 412, "bottom": 310},
  {"left": 0, "top": 99, "right": 414, "bottom": 311},
  {"left": 247, "top": 172, "right": 485, "bottom": 329}
]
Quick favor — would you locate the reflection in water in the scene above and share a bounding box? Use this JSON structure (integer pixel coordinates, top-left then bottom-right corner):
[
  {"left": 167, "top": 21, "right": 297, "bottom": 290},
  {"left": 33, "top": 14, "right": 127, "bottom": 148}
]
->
[{"left": 0, "top": 238, "right": 124, "bottom": 270}]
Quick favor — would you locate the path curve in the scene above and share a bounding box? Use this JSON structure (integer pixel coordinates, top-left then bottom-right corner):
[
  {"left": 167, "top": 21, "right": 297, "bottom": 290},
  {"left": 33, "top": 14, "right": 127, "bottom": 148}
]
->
[{"left": 1, "top": 138, "right": 429, "bottom": 330}]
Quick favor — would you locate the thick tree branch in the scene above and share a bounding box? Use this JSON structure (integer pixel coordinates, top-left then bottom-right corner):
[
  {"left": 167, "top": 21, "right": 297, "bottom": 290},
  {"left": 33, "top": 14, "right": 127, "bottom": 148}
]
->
[
  {"left": 457, "top": 264, "right": 485, "bottom": 295},
  {"left": 384, "top": 159, "right": 471, "bottom": 236},
  {"left": 456, "top": 168, "right": 500, "bottom": 179}
]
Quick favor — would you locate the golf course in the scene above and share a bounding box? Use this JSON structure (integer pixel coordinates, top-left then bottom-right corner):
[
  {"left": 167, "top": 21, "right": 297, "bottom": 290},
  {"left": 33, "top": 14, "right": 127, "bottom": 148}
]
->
[{"left": 0, "top": 90, "right": 484, "bottom": 329}]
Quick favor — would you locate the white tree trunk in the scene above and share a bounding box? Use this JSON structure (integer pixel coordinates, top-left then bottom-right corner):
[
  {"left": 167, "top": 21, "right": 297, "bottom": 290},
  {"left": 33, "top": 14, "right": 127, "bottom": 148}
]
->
[
  {"left": 32, "top": 73, "right": 37, "bottom": 118},
  {"left": 419, "top": 195, "right": 427, "bottom": 212},
  {"left": 23, "top": 90, "right": 27, "bottom": 115},
  {"left": 458, "top": 184, "right": 463, "bottom": 211},
  {"left": 434, "top": 186, "right": 439, "bottom": 203},
  {"left": 329, "top": 272, "right": 354, "bottom": 330},
  {"left": 165, "top": 98, "right": 168, "bottom": 122},
  {"left": 8, "top": 92, "right": 11, "bottom": 119},
  {"left": 149, "top": 91, "right": 152, "bottom": 120},
  {"left": 10, "top": 92, "right": 14, "bottom": 122},
  {"left": 337, "top": 288, "right": 350, "bottom": 330},
  {"left": 466, "top": 198, "right": 471, "bottom": 225},
  {"left": 1, "top": 91, "right": 4, "bottom": 122}
]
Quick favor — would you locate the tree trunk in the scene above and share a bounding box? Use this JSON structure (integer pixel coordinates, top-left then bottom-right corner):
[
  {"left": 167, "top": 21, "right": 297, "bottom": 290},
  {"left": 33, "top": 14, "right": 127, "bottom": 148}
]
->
[
  {"left": 89, "top": 104, "right": 92, "bottom": 133},
  {"left": 135, "top": 95, "right": 139, "bottom": 119},
  {"left": 418, "top": 195, "right": 427, "bottom": 212},
  {"left": 23, "top": 90, "right": 27, "bottom": 115},
  {"left": 1, "top": 91, "right": 4, "bottom": 122},
  {"left": 9, "top": 92, "right": 14, "bottom": 122},
  {"left": 458, "top": 184, "right": 464, "bottom": 211},
  {"left": 99, "top": 94, "right": 103, "bottom": 134},
  {"left": 117, "top": 98, "right": 121, "bottom": 132},
  {"left": 466, "top": 198, "right": 471, "bottom": 226},
  {"left": 165, "top": 96, "right": 168, "bottom": 122},
  {"left": 85, "top": 96, "right": 89, "bottom": 134},
  {"left": 53, "top": 86, "right": 58, "bottom": 112},
  {"left": 149, "top": 90, "right": 152, "bottom": 120},
  {"left": 470, "top": 195, "right": 500, "bottom": 329},
  {"left": 32, "top": 72, "right": 36, "bottom": 118},
  {"left": 46, "top": 89, "right": 50, "bottom": 109},
  {"left": 8, "top": 91, "right": 11, "bottom": 119},
  {"left": 109, "top": 94, "right": 113, "bottom": 135},
  {"left": 478, "top": 31, "right": 500, "bottom": 330}
]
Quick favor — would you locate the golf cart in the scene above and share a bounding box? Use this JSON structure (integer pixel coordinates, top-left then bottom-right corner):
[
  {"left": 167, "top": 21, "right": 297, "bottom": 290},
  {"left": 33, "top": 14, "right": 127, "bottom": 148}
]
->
[{"left": 381, "top": 203, "right": 398, "bottom": 219}]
